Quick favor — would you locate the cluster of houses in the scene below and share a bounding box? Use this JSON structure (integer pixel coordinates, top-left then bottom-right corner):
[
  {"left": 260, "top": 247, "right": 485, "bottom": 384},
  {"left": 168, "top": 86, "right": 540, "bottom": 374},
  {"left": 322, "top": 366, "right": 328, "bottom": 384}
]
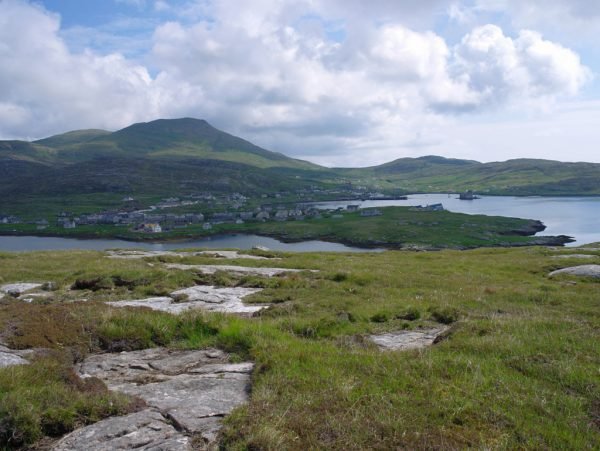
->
[
  {"left": 409, "top": 203, "right": 445, "bottom": 212},
  {"left": 49, "top": 203, "right": 356, "bottom": 233},
  {"left": 56, "top": 211, "right": 206, "bottom": 230},
  {"left": 4, "top": 197, "right": 447, "bottom": 235},
  {"left": 0, "top": 215, "right": 21, "bottom": 224}
]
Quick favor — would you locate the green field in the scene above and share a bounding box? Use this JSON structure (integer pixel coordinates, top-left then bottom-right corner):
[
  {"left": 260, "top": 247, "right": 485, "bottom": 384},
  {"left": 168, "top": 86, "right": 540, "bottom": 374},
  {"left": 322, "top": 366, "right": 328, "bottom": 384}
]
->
[{"left": 0, "top": 246, "right": 598, "bottom": 449}]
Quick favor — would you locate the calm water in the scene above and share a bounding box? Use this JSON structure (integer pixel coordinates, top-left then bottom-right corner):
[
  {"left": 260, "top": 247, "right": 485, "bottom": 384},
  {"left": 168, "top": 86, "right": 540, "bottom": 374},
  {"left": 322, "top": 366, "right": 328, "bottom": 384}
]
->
[
  {"left": 0, "top": 234, "right": 378, "bottom": 253},
  {"left": 313, "top": 194, "right": 600, "bottom": 246}
]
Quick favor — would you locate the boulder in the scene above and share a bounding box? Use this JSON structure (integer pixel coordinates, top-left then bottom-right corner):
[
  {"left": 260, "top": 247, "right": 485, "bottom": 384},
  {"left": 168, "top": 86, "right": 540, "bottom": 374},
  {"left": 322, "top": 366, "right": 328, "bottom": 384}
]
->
[
  {"left": 171, "top": 286, "right": 266, "bottom": 313},
  {"left": 549, "top": 265, "right": 600, "bottom": 279},
  {"left": 165, "top": 264, "right": 308, "bottom": 277},
  {"left": 551, "top": 254, "right": 597, "bottom": 259},
  {"left": 0, "top": 350, "right": 29, "bottom": 368},
  {"left": 0, "top": 282, "right": 44, "bottom": 297},
  {"left": 108, "top": 285, "right": 267, "bottom": 314},
  {"left": 369, "top": 328, "right": 447, "bottom": 351},
  {"left": 106, "top": 250, "right": 269, "bottom": 260},
  {"left": 52, "top": 409, "right": 190, "bottom": 451},
  {"left": 74, "top": 348, "right": 253, "bottom": 445}
]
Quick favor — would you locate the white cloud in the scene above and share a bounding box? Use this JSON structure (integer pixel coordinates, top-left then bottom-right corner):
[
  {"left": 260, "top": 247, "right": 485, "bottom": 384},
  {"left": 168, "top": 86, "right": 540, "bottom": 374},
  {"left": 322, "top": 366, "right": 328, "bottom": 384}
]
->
[
  {"left": 450, "top": 25, "right": 591, "bottom": 110},
  {"left": 0, "top": 0, "right": 596, "bottom": 166}
]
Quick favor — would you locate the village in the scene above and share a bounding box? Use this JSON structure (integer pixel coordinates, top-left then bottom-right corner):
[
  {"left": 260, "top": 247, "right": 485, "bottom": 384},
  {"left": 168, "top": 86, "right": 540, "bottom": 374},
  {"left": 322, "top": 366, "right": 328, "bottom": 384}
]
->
[{"left": 0, "top": 187, "right": 421, "bottom": 234}]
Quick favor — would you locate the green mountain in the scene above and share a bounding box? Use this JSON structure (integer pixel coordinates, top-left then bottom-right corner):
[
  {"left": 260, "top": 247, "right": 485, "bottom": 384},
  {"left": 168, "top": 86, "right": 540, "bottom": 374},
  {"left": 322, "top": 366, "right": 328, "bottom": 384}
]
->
[
  {"left": 345, "top": 155, "right": 600, "bottom": 196},
  {"left": 0, "top": 119, "right": 334, "bottom": 207},
  {"left": 0, "top": 119, "right": 599, "bottom": 219},
  {"left": 22, "top": 118, "right": 319, "bottom": 170}
]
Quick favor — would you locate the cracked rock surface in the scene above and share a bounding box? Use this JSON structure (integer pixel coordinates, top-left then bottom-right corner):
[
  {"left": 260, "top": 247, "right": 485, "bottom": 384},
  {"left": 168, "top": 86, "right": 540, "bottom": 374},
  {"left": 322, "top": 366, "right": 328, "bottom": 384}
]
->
[
  {"left": 54, "top": 348, "right": 253, "bottom": 450},
  {"left": 0, "top": 282, "right": 44, "bottom": 297},
  {"left": 370, "top": 328, "right": 447, "bottom": 351},
  {"left": 551, "top": 254, "right": 597, "bottom": 259},
  {"left": 52, "top": 409, "right": 190, "bottom": 451},
  {"left": 106, "top": 250, "right": 270, "bottom": 260},
  {"left": 108, "top": 285, "right": 266, "bottom": 314},
  {"left": 0, "top": 344, "right": 30, "bottom": 368},
  {"left": 549, "top": 264, "right": 600, "bottom": 278},
  {"left": 165, "top": 263, "right": 306, "bottom": 276}
]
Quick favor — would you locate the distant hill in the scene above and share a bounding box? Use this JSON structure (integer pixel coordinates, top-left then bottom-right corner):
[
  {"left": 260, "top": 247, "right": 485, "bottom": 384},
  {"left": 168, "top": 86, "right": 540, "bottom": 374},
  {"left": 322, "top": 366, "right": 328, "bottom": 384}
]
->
[
  {"left": 34, "top": 129, "right": 111, "bottom": 148},
  {"left": 0, "top": 119, "right": 598, "bottom": 217},
  {"left": 342, "top": 155, "right": 600, "bottom": 196},
  {"left": 18, "top": 118, "right": 319, "bottom": 170},
  {"left": 0, "top": 118, "right": 333, "bottom": 211}
]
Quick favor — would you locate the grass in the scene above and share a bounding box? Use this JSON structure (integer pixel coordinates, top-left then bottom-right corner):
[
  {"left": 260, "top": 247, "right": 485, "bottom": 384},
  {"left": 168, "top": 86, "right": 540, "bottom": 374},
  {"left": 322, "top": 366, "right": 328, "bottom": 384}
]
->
[
  {"left": 0, "top": 246, "right": 598, "bottom": 448},
  {"left": 240, "top": 207, "right": 558, "bottom": 249},
  {"left": 0, "top": 357, "right": 139, "bottom": 447}
]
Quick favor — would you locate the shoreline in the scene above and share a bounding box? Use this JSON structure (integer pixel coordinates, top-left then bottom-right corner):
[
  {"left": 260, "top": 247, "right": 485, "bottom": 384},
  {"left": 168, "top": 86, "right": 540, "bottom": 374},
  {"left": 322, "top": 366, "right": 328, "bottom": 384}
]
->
[{"left": 0, "top": 229, "right": 575, "bottom": 251}]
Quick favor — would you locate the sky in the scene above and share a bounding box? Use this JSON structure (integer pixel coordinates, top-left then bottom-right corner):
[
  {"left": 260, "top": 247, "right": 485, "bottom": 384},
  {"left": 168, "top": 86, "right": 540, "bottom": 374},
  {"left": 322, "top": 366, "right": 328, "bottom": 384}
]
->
[{"left": 1, "top": 0, "right": 599, "bottom": 167}]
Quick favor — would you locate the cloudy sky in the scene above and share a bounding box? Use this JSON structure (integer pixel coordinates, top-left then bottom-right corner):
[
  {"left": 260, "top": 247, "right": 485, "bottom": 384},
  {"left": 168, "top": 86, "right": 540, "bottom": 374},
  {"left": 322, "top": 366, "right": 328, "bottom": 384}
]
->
[{"left": 1, "top": 0, "right": 599, "bottom": 166}]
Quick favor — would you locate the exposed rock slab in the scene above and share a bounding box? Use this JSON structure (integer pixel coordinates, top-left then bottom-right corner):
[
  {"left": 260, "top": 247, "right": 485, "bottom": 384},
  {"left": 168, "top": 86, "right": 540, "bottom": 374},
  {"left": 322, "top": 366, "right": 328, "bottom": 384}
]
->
[
  {"left": 195, "top": 250, "right": 272, "bottom": 260},
  {"left": 108, "top": 296, "right": 193, "bottom": 314},
  {"left": 0, "top": 282, "right": 44, "bottom": 297},
  {"left": 74, "top": 348, "right": 253, "bottom": 445},
  {"left": 549, "top": 265, "right": 600, "bottom": 279},
  {"left": 108, "top": 284, "right": 266, "bottom": 314},
  {"left": 551, "top": 254, "right": 597, "bottom": 259},
  {"left": 165, "top": 263, "right": 307, "bottom": 277},
  {"left": 52, "top": 408, "right": 190, "bottom": 451},
  {"left": 0, "top": 349, "right": 29, "bottom": 368},
  {"left": 106, "top": 250, "right": 269, "bottom": 260},
  {"left": 171, "top": 286, "right": 266, "bottom": 313},
  {"left": 370, "top": 328, "right": 447, "bottom": 351}
]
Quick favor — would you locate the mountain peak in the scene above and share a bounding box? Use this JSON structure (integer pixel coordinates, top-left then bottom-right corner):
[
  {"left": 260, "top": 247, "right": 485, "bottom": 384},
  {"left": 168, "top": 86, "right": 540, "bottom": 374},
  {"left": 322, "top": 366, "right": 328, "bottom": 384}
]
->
[{"left": 114, "top": 117, "right": 214, "bottom": 138}]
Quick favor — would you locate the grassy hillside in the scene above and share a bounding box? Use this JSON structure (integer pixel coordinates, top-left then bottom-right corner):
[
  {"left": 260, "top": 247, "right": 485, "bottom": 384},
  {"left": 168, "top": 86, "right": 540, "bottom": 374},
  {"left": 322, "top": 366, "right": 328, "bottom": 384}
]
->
[
  {"left": 0, "top": 119, "right": 335, "bottom": 214},
  {"left": 0, "top": 246, "right": 598, "bottom": 448},
  {"left": 1, "top": 121, "right": 599, "bottom": 220},
  {"left": 34, "top": 129, "right": 111, "bottom": 148},
  {"left": 9, "top": 118, "right": 320, "bottom": 170},
  {"left": 348, "top": 156, "right": 600, "bottom": 195}
]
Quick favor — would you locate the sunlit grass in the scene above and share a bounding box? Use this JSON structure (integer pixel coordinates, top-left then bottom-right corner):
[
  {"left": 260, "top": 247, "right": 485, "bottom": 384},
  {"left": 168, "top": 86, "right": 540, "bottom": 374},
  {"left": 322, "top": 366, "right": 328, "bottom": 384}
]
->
[{"left": 0, "top": 246, "right": 598, "bottom": 448}]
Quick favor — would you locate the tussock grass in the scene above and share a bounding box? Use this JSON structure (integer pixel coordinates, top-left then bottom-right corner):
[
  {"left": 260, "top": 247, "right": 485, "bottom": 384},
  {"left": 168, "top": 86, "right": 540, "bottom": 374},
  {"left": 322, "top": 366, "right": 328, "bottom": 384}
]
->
[
  {"left": 0, "top": 357, "right": 139, "bottom": 448},
  {"left": 0, "top": 247, "right": 598, "bottom": 449}
]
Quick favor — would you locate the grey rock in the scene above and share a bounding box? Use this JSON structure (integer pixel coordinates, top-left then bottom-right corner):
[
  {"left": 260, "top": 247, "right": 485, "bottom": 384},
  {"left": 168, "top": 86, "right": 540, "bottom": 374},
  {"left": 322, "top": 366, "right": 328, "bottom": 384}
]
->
[
  {"left": 106, "top": 250, "right": 185, "bottom": 259},
  {"left": 195, "top": 250, "right": 271, "bottom": 260},
  {"left": 52, "top": 409, "right": 190, "bottom": 451},
  {"left": 551, "top": 254, "right": 597, "bottom": 259},
  {"left": 108, "top": 285, "right": 267, "bottom": 314},
  {"left": 106, "top": 250, "right": 269, "bottom": 260},
  {"left": 370, "top": 328, "right": 448, "bottom": 351},
  {"left": 0, "top": 282, "right": 44, "bottom": 297},
  {"left": 107, "top": 297, "right": 190, "bottom": 314},
  {"left": 171, "top": 286, "right": 266, "bottom": 313},
  {"left": 165, "top": 264, "right": 309, "bottom": 277},
  {"left": 549, "top": 264, "right": 600, "bottom": 278},
  {"left": 0, "top": 344, "right": 34, "bottom": 368},
  {"left": 0, "top": 350, "right": 29, "bottom": 368},
  {"left": 75, "top": 348, "right": 252, "bottom": 444},
  {"left": 78, "top": 348, "right": 229, "bottom": 382}
]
